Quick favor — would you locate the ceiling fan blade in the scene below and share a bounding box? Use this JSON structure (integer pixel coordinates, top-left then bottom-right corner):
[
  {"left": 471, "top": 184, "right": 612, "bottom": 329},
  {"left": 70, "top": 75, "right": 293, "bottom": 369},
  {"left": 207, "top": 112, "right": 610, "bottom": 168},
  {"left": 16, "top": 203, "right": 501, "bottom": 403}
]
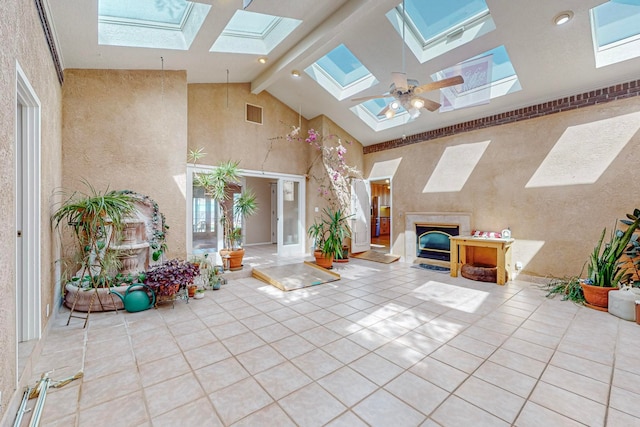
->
[
  {"left": 416, "top": 97, "right": 441, "bottom": 112},
  {"left": 413, "top": 75, "right": 464, "bottom": 95},
  {"left": 351, "top": 94, "right": 387, "bottom": 102},
  {"left": 391, "top": 72, "right": 408, "bottom": 91},
  {"left": 379, "top": 105, "right": 391, "bottom": 116}
]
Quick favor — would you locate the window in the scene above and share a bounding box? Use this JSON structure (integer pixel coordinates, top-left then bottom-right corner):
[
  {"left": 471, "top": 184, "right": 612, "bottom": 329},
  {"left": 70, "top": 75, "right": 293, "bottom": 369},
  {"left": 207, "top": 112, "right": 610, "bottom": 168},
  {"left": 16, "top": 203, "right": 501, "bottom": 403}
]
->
[
  {"left": 432, "top": 45, "right": 521, "bottom": 112},
  {"left": 386, "top": 0, "right": 496, "bottom": 63},
  {"left": 98, "top": 0, "right": 210, "bottom": 50},
  {"left": 590, "top": 0, "right": 640, "bottom": 67},
  {"left": 305, "top": 44, "right": 378, "bottom": 100},
  {"left": 210, "top": 10, "right": 301, "bottom": 55}
]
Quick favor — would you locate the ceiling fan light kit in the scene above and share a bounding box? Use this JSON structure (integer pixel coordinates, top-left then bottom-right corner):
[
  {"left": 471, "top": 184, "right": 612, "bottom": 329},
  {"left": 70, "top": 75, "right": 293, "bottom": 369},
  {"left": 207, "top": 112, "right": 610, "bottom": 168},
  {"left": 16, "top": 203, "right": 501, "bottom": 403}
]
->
[{"left": 411, "top": 97, "right": 425, "bottom": 109}]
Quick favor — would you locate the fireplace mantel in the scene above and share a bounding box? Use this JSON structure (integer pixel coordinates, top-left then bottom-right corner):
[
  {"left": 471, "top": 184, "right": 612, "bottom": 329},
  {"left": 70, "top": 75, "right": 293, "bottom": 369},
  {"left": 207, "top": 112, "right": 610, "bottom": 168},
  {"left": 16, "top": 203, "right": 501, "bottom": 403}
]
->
[{"left": 405, "top": 212, "right": 471, "bottom": 264}]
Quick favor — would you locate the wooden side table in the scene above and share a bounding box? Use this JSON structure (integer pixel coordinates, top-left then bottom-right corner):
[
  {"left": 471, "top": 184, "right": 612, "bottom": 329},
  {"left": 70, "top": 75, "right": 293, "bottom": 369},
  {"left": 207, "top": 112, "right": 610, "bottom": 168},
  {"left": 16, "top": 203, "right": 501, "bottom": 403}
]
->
[{"left": 449, "top": 236, "right": 514, "bottom": 285}]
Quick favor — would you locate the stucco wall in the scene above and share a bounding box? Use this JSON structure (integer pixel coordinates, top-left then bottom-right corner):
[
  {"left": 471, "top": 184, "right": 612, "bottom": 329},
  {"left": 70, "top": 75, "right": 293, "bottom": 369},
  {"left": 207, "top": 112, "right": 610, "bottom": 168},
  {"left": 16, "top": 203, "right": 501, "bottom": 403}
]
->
[
  {"left": 62, "top": 69, "right": 188, "bottom": 259},
  {"left": 364, "top": 96, "right": 640, "bottom": 279},
  {"left": 188, "top": 83, "right": 311, "bottom": 174},
  {"left": 0, "top": 0, "right": 63, "bottom": 420}
]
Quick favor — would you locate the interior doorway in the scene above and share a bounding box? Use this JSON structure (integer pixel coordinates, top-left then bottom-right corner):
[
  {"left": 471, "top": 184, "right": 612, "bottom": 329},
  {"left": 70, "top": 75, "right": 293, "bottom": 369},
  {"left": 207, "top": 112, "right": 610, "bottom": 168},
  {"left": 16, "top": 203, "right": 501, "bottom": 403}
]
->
[
  {"left": 187, "top": 167, "right": 306, "bottom": 262},
  {"left": 369, "top": 178, "right": 392, "bottom": 253}
]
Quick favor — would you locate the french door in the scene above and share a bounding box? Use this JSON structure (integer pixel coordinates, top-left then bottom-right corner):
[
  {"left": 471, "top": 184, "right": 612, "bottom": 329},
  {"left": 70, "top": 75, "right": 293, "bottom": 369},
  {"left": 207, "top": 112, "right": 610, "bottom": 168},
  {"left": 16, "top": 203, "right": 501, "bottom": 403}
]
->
[{"left": 277, "top": 177, "right": 305, "bottom": 256}]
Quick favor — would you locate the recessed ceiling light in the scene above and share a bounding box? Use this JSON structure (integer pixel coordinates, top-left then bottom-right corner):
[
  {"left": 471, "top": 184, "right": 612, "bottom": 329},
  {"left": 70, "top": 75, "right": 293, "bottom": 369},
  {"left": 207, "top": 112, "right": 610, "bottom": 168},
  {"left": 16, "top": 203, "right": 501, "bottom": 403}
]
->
[
  {"left": 258, "top": 57, "right": 268, "bottom": 64},
  {"left": 554, "top": 11, "right": 573, "bottom": 26},
  {"left": 291, "top": 70, "right": 300, "bottom": 77}
]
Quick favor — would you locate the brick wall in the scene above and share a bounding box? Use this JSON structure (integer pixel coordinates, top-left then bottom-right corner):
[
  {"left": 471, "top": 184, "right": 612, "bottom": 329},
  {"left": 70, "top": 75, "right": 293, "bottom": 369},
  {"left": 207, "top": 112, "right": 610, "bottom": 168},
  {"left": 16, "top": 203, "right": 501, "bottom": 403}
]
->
[{"left": 364, "top": 79, "right": 640, "bottom": 154}]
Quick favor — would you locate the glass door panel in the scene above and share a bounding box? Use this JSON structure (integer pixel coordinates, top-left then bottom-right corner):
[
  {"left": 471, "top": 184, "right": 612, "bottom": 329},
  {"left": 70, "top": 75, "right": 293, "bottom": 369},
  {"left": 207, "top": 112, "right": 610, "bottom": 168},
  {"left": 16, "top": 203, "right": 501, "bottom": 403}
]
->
[
  {"left": 278, "top": 179, "right": 304, "bottom": 256},
  {"left": 192, "top": 180, "right": 218, "bottom": 252}
]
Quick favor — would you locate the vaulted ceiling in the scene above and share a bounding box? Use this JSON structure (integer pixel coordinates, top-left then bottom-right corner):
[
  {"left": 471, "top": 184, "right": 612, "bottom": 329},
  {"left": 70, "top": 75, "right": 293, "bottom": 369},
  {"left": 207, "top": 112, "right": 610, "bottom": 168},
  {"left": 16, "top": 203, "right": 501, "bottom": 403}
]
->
[{"left": 48, "top": 0, "right": 640, "bottom": 146}]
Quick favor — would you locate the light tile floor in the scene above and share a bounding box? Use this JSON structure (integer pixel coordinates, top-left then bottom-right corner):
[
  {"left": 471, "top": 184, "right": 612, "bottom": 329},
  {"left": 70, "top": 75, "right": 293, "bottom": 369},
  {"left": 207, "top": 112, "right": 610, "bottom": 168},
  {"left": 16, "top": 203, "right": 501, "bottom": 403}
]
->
[{"left": 22, "top": 246, "right": 640, "bottom": 426}]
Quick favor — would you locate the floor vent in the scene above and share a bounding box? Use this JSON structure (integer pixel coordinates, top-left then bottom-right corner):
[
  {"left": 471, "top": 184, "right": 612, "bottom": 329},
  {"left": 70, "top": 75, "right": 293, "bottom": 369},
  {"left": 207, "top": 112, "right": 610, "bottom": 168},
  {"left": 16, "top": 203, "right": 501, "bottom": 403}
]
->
[{"left": 246, "top": 103, "right": 263, "bottom": 125}]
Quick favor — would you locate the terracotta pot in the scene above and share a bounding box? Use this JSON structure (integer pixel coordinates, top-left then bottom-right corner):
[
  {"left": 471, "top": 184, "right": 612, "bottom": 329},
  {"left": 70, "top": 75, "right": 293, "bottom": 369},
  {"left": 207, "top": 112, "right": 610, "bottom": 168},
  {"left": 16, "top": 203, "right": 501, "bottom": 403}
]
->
[
  {"left": 314, "top": 250, "right": 334, "bottom": 269},
  {"left": 334, "top": 245, "right": 349, "bottom": 263},
  {"left": 580, "top": 283, "right": 618, "bottom": 312},
  {"left": 64, "top": 283, "right": 125, "bottom": 312},
  {"left": 187, "top": 285, "right": 198, "bottom": 298},
  {"left": 220, "top": 248, "right": 245, "bottom": 271}
]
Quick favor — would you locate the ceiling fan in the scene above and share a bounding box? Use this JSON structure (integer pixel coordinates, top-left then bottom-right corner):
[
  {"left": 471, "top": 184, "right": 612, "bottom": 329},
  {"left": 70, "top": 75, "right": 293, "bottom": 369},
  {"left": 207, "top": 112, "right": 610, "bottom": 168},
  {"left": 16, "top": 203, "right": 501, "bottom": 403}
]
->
[
  {"left": 351, "top": 73, "right": 464, "bottom": 118},
  {"left": 351, "top": 0, "right": 464, "bottom": 119}
]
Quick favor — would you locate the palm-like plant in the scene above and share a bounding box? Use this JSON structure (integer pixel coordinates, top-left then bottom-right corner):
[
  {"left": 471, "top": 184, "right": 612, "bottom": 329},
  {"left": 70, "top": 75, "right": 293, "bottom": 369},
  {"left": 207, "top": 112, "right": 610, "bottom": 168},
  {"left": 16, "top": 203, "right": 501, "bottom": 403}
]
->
[
  {"left": 587, "top": 209, "right": 640, "bottom": 287},
  {"left": 194, "top": 160, "right": 258, "bottom": 250}
]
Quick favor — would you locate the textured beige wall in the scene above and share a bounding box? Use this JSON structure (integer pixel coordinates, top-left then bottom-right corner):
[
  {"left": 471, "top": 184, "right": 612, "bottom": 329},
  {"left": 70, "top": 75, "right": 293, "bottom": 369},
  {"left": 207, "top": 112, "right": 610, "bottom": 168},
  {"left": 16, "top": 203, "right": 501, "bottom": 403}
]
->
[
  {"left": 0, "top": 0, "right": 63, "bottom": 420},
  {"left": 62, "top": 69, "right": 188, "bottom": 258},
  {"left": 364, "top": 96, "right": 640, "bottom": 279},
  {"left": 188, "top": 83, "right": 311, "bottom": 174}
]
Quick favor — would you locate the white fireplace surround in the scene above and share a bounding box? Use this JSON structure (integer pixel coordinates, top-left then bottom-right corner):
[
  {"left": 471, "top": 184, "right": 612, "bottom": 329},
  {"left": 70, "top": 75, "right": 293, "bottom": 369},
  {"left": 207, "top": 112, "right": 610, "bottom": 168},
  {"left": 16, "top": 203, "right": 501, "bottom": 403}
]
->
[{"left": 405, "top": 212, "right": 471, "bottom": 264}]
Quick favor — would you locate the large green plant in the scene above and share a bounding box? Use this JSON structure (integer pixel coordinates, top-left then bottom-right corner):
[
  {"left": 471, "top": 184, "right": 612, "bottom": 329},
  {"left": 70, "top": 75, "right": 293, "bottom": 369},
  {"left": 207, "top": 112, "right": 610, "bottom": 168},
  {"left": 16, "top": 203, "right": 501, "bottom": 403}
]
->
[
  {"left": 193, "top": 160, "right": 258, "bottom": 250},
  {"left": 307, "top": 207, "right": 351, "bottom": 258},
  {"left": 587, "top": 209, "right": 640, "bottom": 288},
  {"left": 52, "top": 184, "right": 136, "bottom": 289}
]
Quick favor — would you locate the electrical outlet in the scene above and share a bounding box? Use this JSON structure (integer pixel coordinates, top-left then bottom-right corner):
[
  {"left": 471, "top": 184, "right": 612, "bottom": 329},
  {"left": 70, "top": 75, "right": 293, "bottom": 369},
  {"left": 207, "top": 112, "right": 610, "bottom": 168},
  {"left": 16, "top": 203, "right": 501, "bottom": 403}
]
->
[
  {"left": 515, "top": 261, "right": 523, "bottom": 270},
  {"left": 314, "top": 207, "right": 318, "bottom": 212}
]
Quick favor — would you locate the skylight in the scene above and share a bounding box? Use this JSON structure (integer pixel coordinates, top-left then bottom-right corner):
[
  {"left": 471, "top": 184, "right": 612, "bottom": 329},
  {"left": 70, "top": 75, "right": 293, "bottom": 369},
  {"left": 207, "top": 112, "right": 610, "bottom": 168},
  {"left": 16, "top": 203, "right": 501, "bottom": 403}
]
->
[
  {"left": 210, "top": 10, "right": 301, "bottom": 55},
  {"left": 305, "top": 44, "right": 378, "bottom": 101},
  {"left": 350, "top": 97, "right": 414, "bottom": 131},
  {"left": 590, "top": 0, "right": 640, "bottom": 68},
  {"left": 386, "top": 0, "right": 496, "bottom": 64},
  {"left": 99, "top": 0, "right": 189, "bottom": 25},
  {"left": 98, "top": 0, "right": 210, "bottom": 50},
  {"left": 432, "top": 45, "right": 521, "bottom": 112}
]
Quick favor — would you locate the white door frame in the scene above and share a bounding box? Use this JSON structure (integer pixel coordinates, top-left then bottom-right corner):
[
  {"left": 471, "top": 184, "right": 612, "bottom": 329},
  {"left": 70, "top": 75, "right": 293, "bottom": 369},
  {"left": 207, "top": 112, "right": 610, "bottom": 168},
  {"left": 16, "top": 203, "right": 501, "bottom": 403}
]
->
[
  {"left": 368, "top": 176, "right": 393, "bottom": 251},
  {"left": 276, "top": 176, "right": 306, "bottom": 257},
  {"left": 186, "top": 166, "right": 306, "bottom": 261},
  {"left": 15, "top": 62, "right": 42, "bottom": 350},
  {"left": 351, "top": 179, "right": 371, "bottom": 254}
]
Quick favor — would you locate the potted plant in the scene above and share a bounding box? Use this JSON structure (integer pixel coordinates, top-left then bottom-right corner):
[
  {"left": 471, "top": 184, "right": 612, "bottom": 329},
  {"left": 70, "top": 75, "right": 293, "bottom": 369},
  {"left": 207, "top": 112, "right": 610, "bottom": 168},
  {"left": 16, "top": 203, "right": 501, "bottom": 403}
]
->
[
  {"left": 194, "top": 288, "right": 206, "bottom": 299},
  {"left": 582, "top": 209, "right": 640, "bottom": 310},
  {"left": 307, "top": 207, "right": 351, "bottom": 269},
  {"left": 53, "top": 184, "right": 137, "bottom": 311},
  {"left": 193, "top": 159, "right": 258, "bottom": 271},
  {"left": 144, "top": 259, "right": 200, "bottom": 301},
  {"left": 208, "top": 266, "right": 224, "bottom": 290}
]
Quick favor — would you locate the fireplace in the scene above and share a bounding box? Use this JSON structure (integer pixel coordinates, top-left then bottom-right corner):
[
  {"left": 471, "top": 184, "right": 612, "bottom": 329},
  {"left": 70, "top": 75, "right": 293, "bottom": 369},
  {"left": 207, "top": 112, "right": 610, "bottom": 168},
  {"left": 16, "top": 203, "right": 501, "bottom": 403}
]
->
[
  {"left": 405, "top": 212, "right": 471, "bottom": 264},
  {"left": 416, "top": 223, "right": 459, "bottom": 261}
]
